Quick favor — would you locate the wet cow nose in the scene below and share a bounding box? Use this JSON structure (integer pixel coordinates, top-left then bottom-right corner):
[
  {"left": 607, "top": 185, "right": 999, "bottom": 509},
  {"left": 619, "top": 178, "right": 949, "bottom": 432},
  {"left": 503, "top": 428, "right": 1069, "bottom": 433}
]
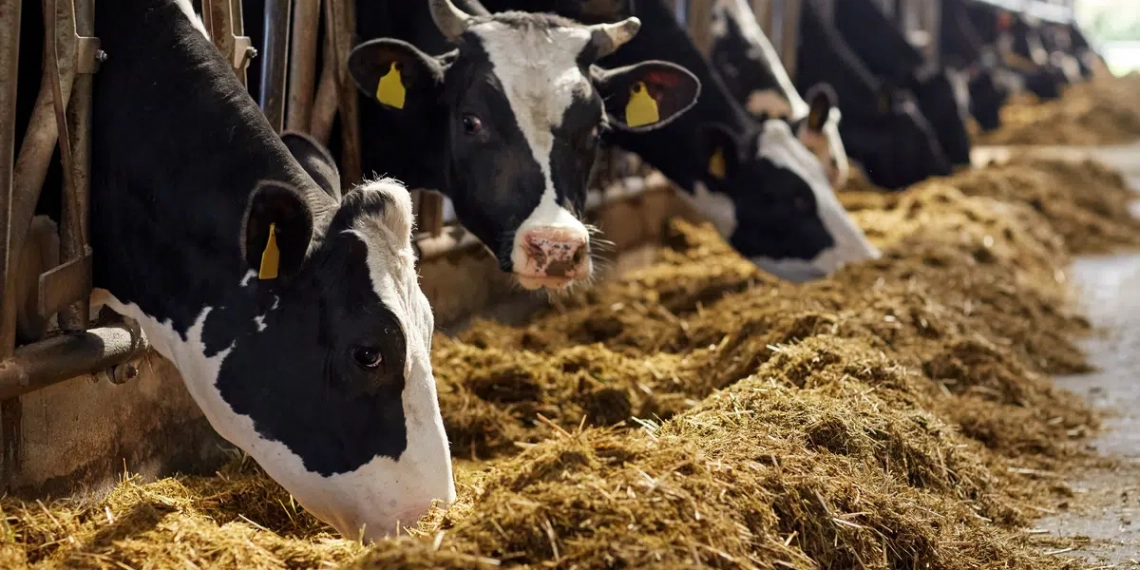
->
[{"left": 519, "top": 227, "right": 589, "bottom": 279}]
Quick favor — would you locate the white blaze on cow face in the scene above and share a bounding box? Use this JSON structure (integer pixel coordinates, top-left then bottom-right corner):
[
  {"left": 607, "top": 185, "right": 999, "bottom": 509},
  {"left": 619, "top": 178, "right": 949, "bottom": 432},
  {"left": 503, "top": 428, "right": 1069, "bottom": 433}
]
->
[
  {"left": 753, "top": 120, "right": 879, "bottom": 281},
  {"left": 470, "top": 21, "right": 596, "bottom": 290}
]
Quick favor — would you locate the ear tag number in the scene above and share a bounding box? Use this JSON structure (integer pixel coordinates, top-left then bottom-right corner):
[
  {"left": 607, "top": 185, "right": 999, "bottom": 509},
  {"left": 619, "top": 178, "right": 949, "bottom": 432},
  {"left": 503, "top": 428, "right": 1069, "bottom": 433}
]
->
[
  {"left": 376, "top": 62, "right": 406, "bottom": 109},
  {"left": 709, "top": 147, "right": 727, "bottom": 180},
  {"left": 625, "top": 81, "right": 659, "bottom": 128},
  {"left": 259, "top": 222, "right": 280, "bottom": 280}
]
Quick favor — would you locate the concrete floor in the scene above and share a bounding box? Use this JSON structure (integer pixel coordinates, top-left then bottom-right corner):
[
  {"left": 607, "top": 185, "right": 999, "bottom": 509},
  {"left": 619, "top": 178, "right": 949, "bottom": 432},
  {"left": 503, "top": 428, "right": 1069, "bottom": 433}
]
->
[
  {"left": 1021, "top": 150, "right": 1140, "bottom": 566},
  {"left": 1045, "top": 250, "right": 1140, "bottom": 566}
]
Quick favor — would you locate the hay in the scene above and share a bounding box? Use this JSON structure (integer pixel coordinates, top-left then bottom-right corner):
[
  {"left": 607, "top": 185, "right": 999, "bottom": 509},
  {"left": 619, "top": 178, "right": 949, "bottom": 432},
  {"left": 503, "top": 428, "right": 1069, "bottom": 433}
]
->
[
  {"left": 3, "top": 155, "right": 1137, "bottom": 569},
  {"left": 976, "top": 74, "right": 1140, "bottom": 146}
]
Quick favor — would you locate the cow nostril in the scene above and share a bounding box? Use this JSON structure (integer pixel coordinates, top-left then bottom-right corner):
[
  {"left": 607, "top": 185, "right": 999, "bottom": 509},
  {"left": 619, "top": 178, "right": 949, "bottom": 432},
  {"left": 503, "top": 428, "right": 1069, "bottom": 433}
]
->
[{"left": 571, "top": 246, "right": 586, "bottom": 266}]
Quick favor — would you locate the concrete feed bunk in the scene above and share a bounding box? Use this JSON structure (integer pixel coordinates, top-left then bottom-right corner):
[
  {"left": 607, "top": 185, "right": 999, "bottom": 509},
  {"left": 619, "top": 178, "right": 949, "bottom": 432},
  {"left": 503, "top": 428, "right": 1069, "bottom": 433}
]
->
[{"left": 3, "top": 82, "right": 1140, "bottom": 570}]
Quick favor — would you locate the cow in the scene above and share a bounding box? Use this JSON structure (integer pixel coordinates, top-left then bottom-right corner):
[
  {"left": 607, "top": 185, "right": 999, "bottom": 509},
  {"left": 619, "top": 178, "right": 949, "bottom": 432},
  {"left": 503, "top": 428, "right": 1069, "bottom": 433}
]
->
[
  {"left": 14, "top": 0, "right": 455, "bottom": 542},
  {"left": 345, "top": 0, "right": 703, "bottom": 291},
  {"left": 472, "top": 0, "right": 880, "bottom": 282},
  {"left": 1037, "top": 22, "right": 1089, "bottom": 83},
  {"left": 706, "top": 0, "right": 850, "bottom": 188},
  {"left": 939, "top": 0, "right": 1011, "bottom": 132},
  {"left": 795, "top": 0, "right": 951, "bottom": 190},
  {"left": 830, "top": 0, "right": 972, "bottom": 168}
]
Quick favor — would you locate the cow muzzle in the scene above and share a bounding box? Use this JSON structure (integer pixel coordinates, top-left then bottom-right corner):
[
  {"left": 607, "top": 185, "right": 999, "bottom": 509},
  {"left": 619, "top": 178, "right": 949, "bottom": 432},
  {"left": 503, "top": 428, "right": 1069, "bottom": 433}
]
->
[{"left": 512, "top": 226, "right": 592, "bottom": 290}]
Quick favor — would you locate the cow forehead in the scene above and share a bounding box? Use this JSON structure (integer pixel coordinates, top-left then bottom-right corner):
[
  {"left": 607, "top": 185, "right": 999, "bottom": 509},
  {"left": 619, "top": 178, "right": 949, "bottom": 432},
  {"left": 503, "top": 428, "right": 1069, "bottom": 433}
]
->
[{"left": 469, "top": 21, "right": 595, "bottom": 130}]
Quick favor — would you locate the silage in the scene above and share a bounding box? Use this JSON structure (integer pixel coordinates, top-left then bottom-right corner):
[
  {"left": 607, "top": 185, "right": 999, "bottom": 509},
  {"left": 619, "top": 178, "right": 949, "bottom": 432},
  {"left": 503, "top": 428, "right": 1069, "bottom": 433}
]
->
[
  {"left": 0, "top": 156, "right": 1135, "bottom": 568},
  {"left": 976, "top": 73, "right": 1140, "bottom": 146}
]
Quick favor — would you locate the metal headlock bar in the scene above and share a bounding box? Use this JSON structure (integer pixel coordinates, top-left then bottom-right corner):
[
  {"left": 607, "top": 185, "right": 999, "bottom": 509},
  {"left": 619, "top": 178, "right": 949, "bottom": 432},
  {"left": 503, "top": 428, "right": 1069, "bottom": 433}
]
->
[
  {"left": 202, "top": 0, "right": 256, "bottom": 87},
  {"left": 0, "top": 0, "right": 150, "bottom": 414}
]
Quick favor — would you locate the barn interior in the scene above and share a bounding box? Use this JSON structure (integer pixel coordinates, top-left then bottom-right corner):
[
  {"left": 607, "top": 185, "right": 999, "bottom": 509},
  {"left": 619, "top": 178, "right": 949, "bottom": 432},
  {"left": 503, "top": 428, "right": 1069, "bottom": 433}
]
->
[{"left": 4, "top": 0, "right": 1140, "bottom": 569}]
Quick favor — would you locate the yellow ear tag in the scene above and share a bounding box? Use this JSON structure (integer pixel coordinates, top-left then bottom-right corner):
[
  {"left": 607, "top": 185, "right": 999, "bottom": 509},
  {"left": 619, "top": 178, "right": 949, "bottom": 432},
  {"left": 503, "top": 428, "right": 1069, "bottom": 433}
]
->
[
  {"left": 376, "top": 62, "right": 406, "bottom": 109},
  {"left": 259, "top": 222, "right": 280, "bottom": 280},
  {"left": 625, "top": 82, "right": 659, "bottom": 128},
  {"left": 709, "top": 147, "right": 727, "bottom": 180}
]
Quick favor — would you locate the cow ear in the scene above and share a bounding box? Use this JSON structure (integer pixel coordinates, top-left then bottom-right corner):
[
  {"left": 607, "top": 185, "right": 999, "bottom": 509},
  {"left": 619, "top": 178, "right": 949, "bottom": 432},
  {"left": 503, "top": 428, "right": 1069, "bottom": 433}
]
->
[
  {"left": 281, "top": 131, "right": 342, "bottom": 200},
  {"left": 348, "top": 39, "right": 445, "bottom": 112},
  {"left": 592, "top": 61, "right": 701, "bottom": 132},
  {"left": 803, "top": 83, "right": 837, "bottom": 133},
  {"left": 695, "top": 123, "right": 741, "bottom": 183},
  {"left": 243, "top": 184, "right": 315, "bottom": 281}
]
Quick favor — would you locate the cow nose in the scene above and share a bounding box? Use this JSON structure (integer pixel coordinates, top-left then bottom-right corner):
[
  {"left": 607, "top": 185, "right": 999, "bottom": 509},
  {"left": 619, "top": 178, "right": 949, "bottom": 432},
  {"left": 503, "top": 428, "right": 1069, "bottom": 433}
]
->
[
  {"left": 514, "top": 226, "right": 590, "bottom": 286},
  {"left": 355, "top": 504, "right": 436, "bottom": 542}
]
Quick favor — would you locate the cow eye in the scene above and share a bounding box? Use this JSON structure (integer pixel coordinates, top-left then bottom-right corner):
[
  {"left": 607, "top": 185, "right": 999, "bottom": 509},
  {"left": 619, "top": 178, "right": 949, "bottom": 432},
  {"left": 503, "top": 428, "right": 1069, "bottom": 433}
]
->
[
  {"left": 794, "top": 196, "right": 812, "bottom": 212},
  {"left": 352, "top": 346, "right": 383, "bottom": 369},
  {"left": 461, "top": 114, "right": 483, "bottom": 135}
]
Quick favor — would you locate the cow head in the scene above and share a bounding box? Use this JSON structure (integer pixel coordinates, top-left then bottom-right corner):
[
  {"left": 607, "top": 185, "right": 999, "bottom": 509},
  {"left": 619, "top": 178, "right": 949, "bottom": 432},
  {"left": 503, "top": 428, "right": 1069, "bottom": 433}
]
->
[
  {"left": 348, "top": 0, "right": 700, "bottom": 291},
  {"left": 223, "top": 133, "right": 453, "bottom": 541},
  {"left": 902, "top": 66, "right": 972, "bottom": 167},
  {"left": 792, "top": 83, "right": 850, "bottom": 189},
  {"left": 841, "top": 85, "right": 952, "bottom": 190},
  {"left": 966, "top": 65, "right": 1009, "bottom": 132},
  {"left": 689, "top": 115, "right": 878, "bottom": 283}
]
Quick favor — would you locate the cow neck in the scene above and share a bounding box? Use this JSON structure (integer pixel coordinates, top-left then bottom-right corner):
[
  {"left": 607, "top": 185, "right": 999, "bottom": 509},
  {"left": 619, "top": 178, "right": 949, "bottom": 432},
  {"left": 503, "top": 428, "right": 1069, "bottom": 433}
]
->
[
  {"left": 834, "top": 0, "right": 926, "bottom": 77},
  {"left": 597, "top": 0, "right": 754, "bottom": 192},
  {"left": 91, "top": 0, "right": 336, "bottom": 333},
  {"left": 796, "top": 1, "right": 884, "bottom": 124}
]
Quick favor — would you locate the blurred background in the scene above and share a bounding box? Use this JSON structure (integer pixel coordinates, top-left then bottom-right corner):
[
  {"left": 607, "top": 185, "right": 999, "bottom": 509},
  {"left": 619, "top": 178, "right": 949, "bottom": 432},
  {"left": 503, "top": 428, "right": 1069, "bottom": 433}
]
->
[{"left": 1077, "top": 0, "right": 1140, "bottom": 73}]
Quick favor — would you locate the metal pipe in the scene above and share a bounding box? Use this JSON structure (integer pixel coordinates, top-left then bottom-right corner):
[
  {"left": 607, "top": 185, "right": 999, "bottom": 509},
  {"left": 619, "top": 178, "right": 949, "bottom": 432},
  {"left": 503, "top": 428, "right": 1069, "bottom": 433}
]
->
[
  {"left": 0, "top": 321, "right": 150, "bottom": 400},
  {"left": 5, "top": 0, "right": 77, "bottom": 362},
  {"left": 0, "top": 0, "right": 23, "bottom": 358},
  {"left": 781, "top": 0, "right": 802, "bottom": 79},
  {"left": 59, "top": 0, "right": 94, "bottom": 332},
  {"left": 260, "top": 0, "right": 291, "bottom": 132},
  {"left": 324, "top": 0, "right": 360, "bottom": 185},
  {"left": 309, "top": 30, "right": 338, "bottom": 145},
  {"left": 286, "top": 0, "right": 320, "bottom": 132}
]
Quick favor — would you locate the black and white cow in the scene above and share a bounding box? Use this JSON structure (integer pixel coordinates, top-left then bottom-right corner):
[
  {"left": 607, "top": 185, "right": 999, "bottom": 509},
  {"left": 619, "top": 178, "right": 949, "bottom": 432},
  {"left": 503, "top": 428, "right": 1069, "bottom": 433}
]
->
[
  {"left": 795, "top": 0, "right": 951, "bottom": 190},
  {"left": 16, "top": 0, "right": 454, "bottom": 542},
  {"left": 830, "top": 0, "right": 972, "bottom": 168},
  {"left": 704, "top": 0, "right": 849, "bottom": 188},
  {"left": 939, "top": 0, "right": 1011, "bottom": 132},
  {"left": 707, "top": 0, "right": 850, "bottom": 188},
  {"left": 347, "top": 0, "right": 701, "bottom": 291}
]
